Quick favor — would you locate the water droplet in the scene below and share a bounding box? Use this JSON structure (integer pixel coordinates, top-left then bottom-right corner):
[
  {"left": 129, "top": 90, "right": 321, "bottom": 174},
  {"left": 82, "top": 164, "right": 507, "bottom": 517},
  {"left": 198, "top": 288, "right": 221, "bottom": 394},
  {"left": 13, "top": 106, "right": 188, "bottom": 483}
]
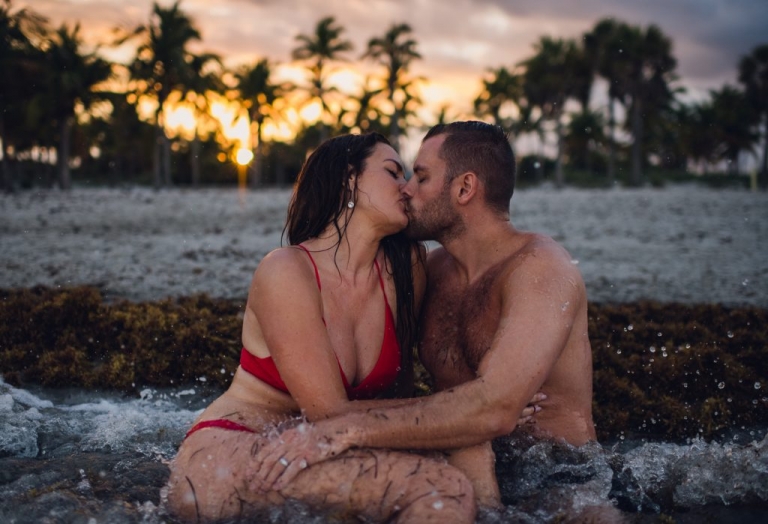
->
[
  {"left": 616, "top": 349, "right": 622, "bottom": 355},
  {"left": 755, "top": 382, "right": 762, "bottom": 390},
  {"left": 685, "top": 343, "right": 691, "bottom": 349},
  {"left": 727, "top": 398, "right": 732, "bottom": 402},
  {"left": 657, "top": 332, "right": 663, "bottom": 337},
  {"left": 742, "top": 278, "right": 749, "bottom": 286},
  {"left": 727, "top": 331, "right": 734, "bottom": 338},
  {"left": 683, "top": 382, "right": 688, "bottom": 388},
  {"left": 649, "top": 346, "right": 656, "bottom": 353},
  {"left": 570, "top": 259, "right": 579, "bottom": 265},
  {"left": 627, "top": 324, "right": 634, "bottom": 331},
  {"left": 718, "top": 382, "right": 725, "bottom": 389},
  {"left": 432, "top": 500, "right": 444, "bottom": 510}
]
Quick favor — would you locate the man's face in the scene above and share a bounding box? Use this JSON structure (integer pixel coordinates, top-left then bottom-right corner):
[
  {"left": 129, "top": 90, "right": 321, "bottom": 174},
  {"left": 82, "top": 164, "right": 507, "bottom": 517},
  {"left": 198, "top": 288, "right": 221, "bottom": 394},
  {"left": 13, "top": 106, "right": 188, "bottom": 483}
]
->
[{"left": 401, "top": 135, "right": 462, "bottom": 242}]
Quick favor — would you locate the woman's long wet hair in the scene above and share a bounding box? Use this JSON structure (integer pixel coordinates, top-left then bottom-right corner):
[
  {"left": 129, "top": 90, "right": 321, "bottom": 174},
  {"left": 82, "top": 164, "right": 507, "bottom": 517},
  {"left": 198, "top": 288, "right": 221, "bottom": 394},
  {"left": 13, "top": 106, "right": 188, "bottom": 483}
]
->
[{"left": 284, "top": 133, "right": 420, "bottom": 388}]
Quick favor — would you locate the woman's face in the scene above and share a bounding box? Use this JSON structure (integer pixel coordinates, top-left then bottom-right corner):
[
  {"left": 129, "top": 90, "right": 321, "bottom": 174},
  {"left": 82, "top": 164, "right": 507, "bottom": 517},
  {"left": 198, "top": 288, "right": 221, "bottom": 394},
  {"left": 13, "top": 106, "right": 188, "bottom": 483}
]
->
[{"left": 353, "top": 142, "right": 408, "bottom": 235}]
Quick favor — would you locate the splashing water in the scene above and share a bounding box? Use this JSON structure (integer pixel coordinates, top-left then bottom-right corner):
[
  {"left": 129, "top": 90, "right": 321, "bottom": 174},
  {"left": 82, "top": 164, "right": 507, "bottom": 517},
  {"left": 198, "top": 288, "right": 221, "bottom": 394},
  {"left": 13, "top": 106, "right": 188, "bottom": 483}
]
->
[{"left": 1, "top": 378, "right": 766, "bottom": 523}]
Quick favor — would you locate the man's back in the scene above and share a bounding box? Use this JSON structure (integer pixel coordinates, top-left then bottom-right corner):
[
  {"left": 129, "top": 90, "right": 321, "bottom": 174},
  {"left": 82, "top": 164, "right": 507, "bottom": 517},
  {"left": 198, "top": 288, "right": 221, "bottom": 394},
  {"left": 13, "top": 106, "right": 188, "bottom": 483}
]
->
[{"left": 420, "top": 232, "right": 596, "bottom": 446}]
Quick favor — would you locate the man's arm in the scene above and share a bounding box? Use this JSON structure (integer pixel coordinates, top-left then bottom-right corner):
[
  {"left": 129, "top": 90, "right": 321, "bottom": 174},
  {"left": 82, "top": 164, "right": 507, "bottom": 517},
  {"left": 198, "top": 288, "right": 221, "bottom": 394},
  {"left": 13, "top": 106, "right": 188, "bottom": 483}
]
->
[{"left": 337, "top": 247, "right": 582, "bottom": 448}]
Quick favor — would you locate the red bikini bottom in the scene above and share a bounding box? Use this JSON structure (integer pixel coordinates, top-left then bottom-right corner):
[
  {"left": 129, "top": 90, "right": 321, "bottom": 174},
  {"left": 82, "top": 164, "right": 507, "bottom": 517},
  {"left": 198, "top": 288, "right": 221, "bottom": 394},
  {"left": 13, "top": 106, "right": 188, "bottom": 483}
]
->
[{"left": 184, "top": 419, "right": 255, "bottom": 440}]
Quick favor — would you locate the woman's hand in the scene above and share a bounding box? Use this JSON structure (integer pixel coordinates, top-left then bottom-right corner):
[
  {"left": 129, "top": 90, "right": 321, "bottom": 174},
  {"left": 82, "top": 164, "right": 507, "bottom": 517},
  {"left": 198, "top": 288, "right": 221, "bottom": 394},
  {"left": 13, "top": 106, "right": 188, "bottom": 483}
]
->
[
  {"left": 517, "top": 391, "right": 546, "bottom": 426},
  {"left": 247, "top": 421, "right": 351, "bottom": 492}
]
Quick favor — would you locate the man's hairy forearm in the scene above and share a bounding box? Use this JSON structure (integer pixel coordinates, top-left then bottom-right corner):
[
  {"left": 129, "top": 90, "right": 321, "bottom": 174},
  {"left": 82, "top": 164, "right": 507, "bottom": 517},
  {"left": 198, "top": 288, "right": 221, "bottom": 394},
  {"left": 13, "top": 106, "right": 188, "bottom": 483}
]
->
[{"left": 328, "top": 381, "right": 514, "bottom": 451}]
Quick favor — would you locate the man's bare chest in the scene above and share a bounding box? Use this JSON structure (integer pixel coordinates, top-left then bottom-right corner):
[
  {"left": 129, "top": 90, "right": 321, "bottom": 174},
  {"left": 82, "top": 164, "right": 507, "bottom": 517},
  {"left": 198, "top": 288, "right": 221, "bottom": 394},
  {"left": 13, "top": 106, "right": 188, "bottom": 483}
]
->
[{"left": 418, "top": 275, "right": 503, "bottom": 384}]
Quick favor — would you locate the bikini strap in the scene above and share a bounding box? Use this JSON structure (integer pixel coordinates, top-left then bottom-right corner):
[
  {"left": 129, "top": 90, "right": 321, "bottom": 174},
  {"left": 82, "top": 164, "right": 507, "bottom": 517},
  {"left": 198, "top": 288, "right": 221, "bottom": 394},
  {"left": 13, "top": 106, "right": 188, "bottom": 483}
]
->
[{"left": 296, "top": 244, "right": 322, "bottom": 291}]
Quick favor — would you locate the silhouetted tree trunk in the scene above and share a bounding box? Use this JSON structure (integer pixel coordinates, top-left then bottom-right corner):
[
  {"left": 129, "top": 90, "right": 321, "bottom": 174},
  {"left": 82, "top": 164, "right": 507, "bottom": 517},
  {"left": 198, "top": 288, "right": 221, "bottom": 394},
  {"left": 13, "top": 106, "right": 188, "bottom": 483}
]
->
[
  {"left": 57, "top": 117, "right": 73, "bottom": 190},
  {"left": 631, "top": 98, "right": 644, "bottom": 186},
  {"left": 162, "top": 133, "right": 172, "bottom": 186},
  {"left": 554, "top": 111, "right": 565, "bottom": 188},
  {"left": 607, "top": 95, "right": 616, "bottom": 185},
  {"left": 153, "top": 116, "right": 163, "bottom": 189},
  {"left": 190, "top": 134, "right": 201, "bottom": 187},
  {"left": 0, "top": 118, "right": 12, "bottom": 193},
  {"left": 761, "top": 115, "right": 768, "bottom": 190},
  {"left": 249, "top": 121, "right": 263, "bottom": 189}
]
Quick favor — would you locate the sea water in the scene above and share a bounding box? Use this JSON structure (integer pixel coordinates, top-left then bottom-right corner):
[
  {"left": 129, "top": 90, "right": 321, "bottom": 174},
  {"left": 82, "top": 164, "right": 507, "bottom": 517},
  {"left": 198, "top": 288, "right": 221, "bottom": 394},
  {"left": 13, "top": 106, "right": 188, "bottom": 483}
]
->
[{"left": 1, "top": 378, "right": 766, "bottom": 523}]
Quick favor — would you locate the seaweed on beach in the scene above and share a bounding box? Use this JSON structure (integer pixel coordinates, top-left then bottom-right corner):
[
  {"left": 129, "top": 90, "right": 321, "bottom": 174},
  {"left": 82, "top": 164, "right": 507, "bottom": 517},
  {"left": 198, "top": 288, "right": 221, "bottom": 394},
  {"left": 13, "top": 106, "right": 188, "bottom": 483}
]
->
[
  {"left": 0, "top": 286, "right": 766, "bottom": 441},
  {"left": 0, "top": 286, "right": 242, "bottom": 390},
  {"left": 589, "top": 301, "right": 768, "bottom": 441}
]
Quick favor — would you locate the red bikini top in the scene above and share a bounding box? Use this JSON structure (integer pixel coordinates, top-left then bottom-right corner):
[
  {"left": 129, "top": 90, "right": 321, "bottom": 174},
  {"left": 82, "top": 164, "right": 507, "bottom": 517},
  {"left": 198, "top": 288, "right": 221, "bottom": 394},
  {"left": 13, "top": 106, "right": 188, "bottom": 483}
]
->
[{"left": 240, "top": 244, "right": 401, "bottom": 400}]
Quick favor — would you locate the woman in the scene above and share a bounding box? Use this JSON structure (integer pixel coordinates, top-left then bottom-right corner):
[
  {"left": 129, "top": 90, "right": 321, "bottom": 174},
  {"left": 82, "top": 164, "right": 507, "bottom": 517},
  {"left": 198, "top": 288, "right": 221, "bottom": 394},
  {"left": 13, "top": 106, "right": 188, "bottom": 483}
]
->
[{"left": 166, "top": 133, "right": 478, "bottom": 523}]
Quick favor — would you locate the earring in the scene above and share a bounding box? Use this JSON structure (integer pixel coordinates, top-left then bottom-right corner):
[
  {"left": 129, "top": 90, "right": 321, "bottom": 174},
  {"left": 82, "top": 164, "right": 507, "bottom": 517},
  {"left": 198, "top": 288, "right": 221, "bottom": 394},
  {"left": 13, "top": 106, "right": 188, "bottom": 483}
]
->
[{"left": 347, "top": 200, "right": 355, "bottom": 209}]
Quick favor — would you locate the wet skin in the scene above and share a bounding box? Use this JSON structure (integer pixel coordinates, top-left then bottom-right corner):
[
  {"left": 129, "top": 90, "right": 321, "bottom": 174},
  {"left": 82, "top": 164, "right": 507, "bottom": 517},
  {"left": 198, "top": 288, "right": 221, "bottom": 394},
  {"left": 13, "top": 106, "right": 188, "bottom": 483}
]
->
[
  {"left": 166, "top": 142, "right": 477, "bottom": 523},
  {"left": 248, "top": 132, "right": 596, "bottom": 510}
]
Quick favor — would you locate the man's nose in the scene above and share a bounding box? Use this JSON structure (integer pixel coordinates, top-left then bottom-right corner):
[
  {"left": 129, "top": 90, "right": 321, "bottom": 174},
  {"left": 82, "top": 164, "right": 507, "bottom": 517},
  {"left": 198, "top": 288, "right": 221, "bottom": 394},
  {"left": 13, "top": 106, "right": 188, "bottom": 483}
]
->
[{"left": 401, "top": 177, "right": 414, "bottom": 198}]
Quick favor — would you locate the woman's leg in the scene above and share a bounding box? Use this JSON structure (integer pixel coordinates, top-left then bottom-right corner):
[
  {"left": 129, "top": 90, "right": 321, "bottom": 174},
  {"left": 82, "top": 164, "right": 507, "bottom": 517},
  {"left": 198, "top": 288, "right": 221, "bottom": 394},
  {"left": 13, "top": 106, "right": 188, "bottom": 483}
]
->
[{"left": 166, "top": 430, "right": 475, "bottom": 523}]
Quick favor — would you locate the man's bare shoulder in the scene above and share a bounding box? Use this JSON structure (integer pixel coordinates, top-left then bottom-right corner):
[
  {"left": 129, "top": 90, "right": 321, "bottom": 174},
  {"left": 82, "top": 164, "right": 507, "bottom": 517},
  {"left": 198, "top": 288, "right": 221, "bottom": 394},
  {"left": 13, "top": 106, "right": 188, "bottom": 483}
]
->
[{"left": 502, "top": 232, "right": 585, "bottom": 293}]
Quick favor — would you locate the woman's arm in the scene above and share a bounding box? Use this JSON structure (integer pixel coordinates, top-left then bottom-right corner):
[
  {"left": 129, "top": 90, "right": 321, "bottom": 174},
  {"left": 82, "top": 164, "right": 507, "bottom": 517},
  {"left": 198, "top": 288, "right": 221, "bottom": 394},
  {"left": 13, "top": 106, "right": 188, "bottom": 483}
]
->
[{"left": 250, "top": 247, "right": 351, "bottom": 420}]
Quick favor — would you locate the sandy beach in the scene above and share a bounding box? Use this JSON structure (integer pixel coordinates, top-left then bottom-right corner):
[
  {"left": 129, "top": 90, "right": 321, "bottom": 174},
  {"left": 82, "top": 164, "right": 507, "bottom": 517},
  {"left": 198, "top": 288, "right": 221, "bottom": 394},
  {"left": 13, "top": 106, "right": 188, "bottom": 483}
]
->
[{"left": 1, "top": 185, "right": 767, "bottom": 306}]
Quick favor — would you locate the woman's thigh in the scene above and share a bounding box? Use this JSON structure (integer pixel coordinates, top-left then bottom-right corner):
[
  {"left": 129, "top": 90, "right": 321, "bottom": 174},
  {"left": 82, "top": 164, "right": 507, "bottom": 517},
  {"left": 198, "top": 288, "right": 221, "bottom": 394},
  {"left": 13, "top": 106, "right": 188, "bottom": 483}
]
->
[{"left": 167, "top": 430, "right": 475, "bottom": 523}]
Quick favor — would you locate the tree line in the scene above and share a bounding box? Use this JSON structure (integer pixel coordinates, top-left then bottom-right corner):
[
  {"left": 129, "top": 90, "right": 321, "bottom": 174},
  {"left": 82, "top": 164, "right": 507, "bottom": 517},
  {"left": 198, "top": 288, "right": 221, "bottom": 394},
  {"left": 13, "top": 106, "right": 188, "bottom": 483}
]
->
[{"left": 1, "top": 0, "right": 766, "bottom": 191}]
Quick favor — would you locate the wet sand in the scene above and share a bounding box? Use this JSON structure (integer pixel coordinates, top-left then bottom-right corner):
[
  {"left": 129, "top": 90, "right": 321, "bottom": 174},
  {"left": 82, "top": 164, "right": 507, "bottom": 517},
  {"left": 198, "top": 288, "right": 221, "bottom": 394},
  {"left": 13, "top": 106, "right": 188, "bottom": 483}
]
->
[{"left": 1, "top": 185, "right": 766, "bottom": 306}]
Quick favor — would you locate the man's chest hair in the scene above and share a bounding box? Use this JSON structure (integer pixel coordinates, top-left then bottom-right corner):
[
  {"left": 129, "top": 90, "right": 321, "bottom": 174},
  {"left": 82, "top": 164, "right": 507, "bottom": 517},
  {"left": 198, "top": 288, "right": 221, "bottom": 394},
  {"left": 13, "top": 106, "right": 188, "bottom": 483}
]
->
[{"left": 421, "top": 274, "right": 501, "bottom": 373}]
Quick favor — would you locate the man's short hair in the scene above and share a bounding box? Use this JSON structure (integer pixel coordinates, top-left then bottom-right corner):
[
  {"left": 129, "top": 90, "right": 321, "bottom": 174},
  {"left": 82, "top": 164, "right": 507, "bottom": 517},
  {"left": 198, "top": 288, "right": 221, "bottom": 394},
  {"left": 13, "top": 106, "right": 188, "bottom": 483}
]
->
[{"left": 424, "top": 121, "right": 516, "bottom": 214}]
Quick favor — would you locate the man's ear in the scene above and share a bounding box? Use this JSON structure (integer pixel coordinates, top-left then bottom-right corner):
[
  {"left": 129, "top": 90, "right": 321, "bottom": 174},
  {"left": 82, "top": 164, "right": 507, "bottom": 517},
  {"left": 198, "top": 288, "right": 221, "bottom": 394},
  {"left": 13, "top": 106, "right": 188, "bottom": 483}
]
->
[{"left": 455, "top": 172, "right": 478, "bottom": 205}]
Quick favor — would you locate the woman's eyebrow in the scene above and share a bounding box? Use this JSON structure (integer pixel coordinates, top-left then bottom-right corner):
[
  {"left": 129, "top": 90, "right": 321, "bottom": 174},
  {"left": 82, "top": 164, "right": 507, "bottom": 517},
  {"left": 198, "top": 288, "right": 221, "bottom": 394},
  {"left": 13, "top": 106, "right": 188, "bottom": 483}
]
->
[{"left": 385, "top": 158, "right": 404, "bottom": 172}]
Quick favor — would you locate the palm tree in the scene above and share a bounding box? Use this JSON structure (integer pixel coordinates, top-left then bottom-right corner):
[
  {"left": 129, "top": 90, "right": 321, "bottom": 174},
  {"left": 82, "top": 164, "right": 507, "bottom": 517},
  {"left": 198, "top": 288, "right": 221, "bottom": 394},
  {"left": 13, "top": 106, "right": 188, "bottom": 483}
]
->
[
  {"left": 474, "top": 66, "right": 523, "bottom": 127},
  {"left": 235, "top": 58, "right": 285, "bottom": 188},
  {"left": 128, "top": 0, "right": 202, "bottom": 188},
  {"left": 0, "top": 0, "right": 47, "bottom": 191},
  {"left": 181, "top": 51, "right": 221, "bottom": 186},
  {"left": 44, "top": 23, "right": 112, "bottom": 189},
  {"left": 565, "top": 109, "right": 606, "bottom": 173},
  {"left": 709, "top": 86, "right": 758, "bottom": 175},
  {"left": 738, "top": 44, "right": 768, "bottom": 189},
  {"left": 362, "top": 23, "right": 421, "bottom": 150},
  {"left": 520, "top": 36, "right": 584, "bottom": 187},
  {"left": 681, "top": 102, "right": 719, "bottom": 173},
  {"left": 346, "top": 76, "right": 386, "bottom": 133},
  {"left": 292, "top": 16, "right": 353, "bottom": 143},
  {"left": 584, "top": 18, "right": 629, "bottom": 184},
  {"left": 615, "top": 23, "right": 677, "bottom": 186}
]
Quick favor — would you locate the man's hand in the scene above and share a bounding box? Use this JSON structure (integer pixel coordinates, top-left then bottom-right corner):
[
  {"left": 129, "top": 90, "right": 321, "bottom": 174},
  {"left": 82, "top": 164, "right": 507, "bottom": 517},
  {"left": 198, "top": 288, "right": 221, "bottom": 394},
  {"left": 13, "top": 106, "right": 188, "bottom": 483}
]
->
[{"left": 247, "top": 421, "right": 350, "bottom": 492}]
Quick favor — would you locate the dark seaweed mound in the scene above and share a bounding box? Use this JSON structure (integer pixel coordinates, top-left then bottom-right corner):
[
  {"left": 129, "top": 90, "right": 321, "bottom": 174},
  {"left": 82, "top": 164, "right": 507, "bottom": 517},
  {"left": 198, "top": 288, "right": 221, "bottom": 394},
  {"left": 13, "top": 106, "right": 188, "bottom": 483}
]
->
[{"left": 1, "top": 286, "right": 766, "bottom": 441}]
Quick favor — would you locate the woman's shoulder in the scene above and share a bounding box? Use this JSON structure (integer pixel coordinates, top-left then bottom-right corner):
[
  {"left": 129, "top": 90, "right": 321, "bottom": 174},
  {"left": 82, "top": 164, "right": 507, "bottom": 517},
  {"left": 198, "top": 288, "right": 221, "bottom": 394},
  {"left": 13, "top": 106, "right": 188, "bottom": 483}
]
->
[{"left": 252, "top": 246, "right": 316, "bottom": 287}]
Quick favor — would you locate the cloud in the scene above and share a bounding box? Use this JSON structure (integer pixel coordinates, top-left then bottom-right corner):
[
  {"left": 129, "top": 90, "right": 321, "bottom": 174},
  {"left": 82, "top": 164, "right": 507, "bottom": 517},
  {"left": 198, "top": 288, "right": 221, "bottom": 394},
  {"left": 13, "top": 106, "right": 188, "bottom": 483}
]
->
[{"left": 27, "top": 0, "right": 768, "bottom": 109}]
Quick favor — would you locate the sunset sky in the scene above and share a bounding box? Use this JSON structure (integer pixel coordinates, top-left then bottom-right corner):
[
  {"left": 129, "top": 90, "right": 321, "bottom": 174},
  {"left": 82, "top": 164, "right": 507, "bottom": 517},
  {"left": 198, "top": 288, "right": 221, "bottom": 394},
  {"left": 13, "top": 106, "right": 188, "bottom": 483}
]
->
[{"left": 23, "top": 0, "right": 768, "bottom": 155}]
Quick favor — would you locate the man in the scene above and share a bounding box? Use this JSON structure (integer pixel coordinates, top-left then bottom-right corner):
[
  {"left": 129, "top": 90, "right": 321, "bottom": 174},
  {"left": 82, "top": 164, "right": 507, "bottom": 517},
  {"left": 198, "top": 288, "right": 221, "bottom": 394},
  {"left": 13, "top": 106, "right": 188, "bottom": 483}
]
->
[{"left": 252, "top": 121, "right": 596, "bottom": 508}]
